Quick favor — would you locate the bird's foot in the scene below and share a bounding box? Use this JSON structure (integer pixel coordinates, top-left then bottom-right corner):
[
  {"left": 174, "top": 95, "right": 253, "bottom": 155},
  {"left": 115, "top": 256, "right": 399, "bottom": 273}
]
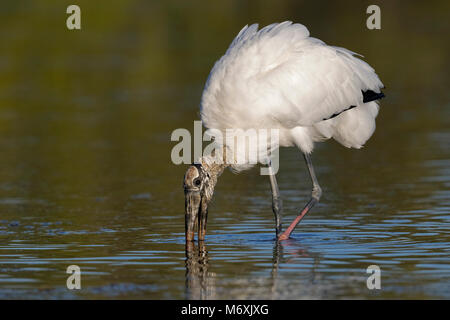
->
[{"left": 277, "top": 232, "right": 290, "bottom": 241}]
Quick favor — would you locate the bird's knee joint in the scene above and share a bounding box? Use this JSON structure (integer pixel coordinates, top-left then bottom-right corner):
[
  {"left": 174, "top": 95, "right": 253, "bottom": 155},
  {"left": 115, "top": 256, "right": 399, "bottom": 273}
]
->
[
  {"left": 272, "top": 202, "right": 282, "bottom": 213},
  {"left": 272, "top": 196, "right": 283, "bottom": 212},
  {"left": 312, "top": 185, "right": 322, "bottom": 201}
]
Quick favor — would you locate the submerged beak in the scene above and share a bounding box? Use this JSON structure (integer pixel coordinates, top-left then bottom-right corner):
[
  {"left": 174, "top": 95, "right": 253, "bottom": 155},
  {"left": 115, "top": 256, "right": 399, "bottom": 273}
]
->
[{"left": 185, "top": 191, "right": 202, "bottom": 242}]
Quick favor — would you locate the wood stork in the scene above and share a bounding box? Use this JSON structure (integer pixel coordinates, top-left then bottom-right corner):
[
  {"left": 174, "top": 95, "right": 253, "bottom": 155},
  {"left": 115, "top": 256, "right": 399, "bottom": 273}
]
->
[{"left": 183, "top": 21, "right": 384, "bottom": 242}]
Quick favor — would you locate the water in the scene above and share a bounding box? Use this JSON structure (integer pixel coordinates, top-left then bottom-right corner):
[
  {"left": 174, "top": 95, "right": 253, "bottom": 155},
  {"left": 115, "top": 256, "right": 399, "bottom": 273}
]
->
[{"left": 0, "top": 1, "right": 449, "bottom": 299}]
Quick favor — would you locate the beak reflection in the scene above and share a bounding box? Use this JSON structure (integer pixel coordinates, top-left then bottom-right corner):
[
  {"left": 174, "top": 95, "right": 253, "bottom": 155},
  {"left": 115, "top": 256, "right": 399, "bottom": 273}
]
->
[{"left": 185, "top": 241, "right": 215, "bottom": 299}]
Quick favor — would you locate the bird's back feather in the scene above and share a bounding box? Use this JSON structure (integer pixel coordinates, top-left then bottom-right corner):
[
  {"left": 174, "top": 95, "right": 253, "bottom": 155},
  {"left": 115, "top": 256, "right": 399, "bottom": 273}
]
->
[{"left": 200, "top": 21, "right": 384, "bottom": 166}]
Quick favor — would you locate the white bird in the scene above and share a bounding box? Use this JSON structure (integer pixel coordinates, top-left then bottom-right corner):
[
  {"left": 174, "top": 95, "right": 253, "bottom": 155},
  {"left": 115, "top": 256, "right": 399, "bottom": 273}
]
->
[{"left": 183, "top": 21, "right": 384, "bottom": 242}]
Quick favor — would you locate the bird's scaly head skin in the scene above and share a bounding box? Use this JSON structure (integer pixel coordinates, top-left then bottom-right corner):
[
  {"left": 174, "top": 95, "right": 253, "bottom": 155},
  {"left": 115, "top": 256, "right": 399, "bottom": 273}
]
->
[{"left": 183, "top": 164, "right": 210, "bottom": 242}]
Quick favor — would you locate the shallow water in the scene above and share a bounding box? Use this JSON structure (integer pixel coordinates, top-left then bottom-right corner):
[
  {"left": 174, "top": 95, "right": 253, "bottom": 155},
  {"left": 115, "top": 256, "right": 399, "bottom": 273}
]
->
[{"left": 0, "top": 1, "right": 449, "bottom": 299}]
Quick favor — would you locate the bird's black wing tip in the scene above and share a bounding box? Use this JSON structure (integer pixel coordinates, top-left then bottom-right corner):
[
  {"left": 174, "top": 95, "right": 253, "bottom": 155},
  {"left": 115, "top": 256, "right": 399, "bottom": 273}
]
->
[
  {"left": 322, "top": 89, "right": 386, "bottom": 121},
  {"left": 362, "top": 89, "right": 385, "bottom": 103}
]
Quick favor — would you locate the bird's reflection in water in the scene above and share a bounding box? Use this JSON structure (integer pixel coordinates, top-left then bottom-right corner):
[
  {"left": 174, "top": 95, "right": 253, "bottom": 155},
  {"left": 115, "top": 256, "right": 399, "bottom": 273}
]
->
[
  {"left": 185, "top": 239, "right": 320, "bottom": 300},
  {"left": 185, "top": 241, "right": 216, "bottom": 300},
  {"left": 270, "top": 240, "right": 282, "bottom": 295},
  {"left": 271, "top": 239, "right": 320, "bottom": 295}
]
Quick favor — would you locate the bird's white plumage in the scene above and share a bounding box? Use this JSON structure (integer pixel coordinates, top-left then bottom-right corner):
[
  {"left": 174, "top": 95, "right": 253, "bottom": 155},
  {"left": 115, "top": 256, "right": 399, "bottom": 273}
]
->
[{"left": 200, "top": 22, "right": 383, "bottom": 170}]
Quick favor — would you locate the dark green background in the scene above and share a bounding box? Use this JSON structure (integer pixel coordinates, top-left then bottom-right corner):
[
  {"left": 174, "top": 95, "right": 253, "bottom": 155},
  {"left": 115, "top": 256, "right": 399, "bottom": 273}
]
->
[{"left": 0, "top": 1, "right": 448, "bottom": 299}]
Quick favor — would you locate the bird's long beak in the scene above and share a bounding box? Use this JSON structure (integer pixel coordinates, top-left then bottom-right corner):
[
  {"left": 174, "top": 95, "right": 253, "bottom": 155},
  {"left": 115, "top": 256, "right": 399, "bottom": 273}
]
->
[
  {"left": 198, "top": 195, "right": 208, "bottom": 241},
  {"left": 185, "top": 191, "right": 202, "bottom": 242}
]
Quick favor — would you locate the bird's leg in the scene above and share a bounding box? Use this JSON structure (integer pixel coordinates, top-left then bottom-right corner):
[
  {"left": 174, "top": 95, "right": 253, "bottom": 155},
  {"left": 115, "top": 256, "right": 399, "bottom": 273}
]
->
[
  {"left": 278, "top": 153, "right": 322, "bottom": 241},
  {"left": 268, "top": 162, "right": 283, "bottom": 238}
]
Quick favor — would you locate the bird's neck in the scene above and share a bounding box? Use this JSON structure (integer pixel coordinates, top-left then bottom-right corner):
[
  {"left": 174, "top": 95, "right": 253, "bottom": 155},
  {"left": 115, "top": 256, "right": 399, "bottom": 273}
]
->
[
  {"left": 198, "top": 144, "right": 229, "bottom": 176},
  {"left": 198, "top": 151, "right": 229, "bottom": 202},
  {"left": 199, "top": 154, "right": 228, "bottom": 180}
]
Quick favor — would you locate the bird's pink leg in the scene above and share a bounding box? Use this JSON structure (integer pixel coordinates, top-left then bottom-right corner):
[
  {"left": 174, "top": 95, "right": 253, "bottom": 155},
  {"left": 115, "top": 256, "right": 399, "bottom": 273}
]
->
[
  {"left": 278, "top": 153, "right": 321, "bottom": 241},
  {"left": 278, "top": 198, "right": 317, "bottom": 240}
]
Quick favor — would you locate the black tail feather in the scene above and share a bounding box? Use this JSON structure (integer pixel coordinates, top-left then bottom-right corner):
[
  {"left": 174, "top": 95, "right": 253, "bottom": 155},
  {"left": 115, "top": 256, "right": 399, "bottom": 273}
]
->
[
  {"left": 322, "top": 89, "right": 385, "bottom": 121},
  {"left": 362, "top": 89, "right": 385, "bottom": 103}
]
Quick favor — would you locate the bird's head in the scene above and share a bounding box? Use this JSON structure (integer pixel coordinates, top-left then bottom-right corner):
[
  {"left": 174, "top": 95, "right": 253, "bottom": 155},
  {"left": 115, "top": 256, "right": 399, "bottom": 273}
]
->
[
  {"left": 183, "top": 148, "right": 228, "bottom": 242},
  {"left": 183, "top": 164, "right": 211, "bottom": 242}
]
